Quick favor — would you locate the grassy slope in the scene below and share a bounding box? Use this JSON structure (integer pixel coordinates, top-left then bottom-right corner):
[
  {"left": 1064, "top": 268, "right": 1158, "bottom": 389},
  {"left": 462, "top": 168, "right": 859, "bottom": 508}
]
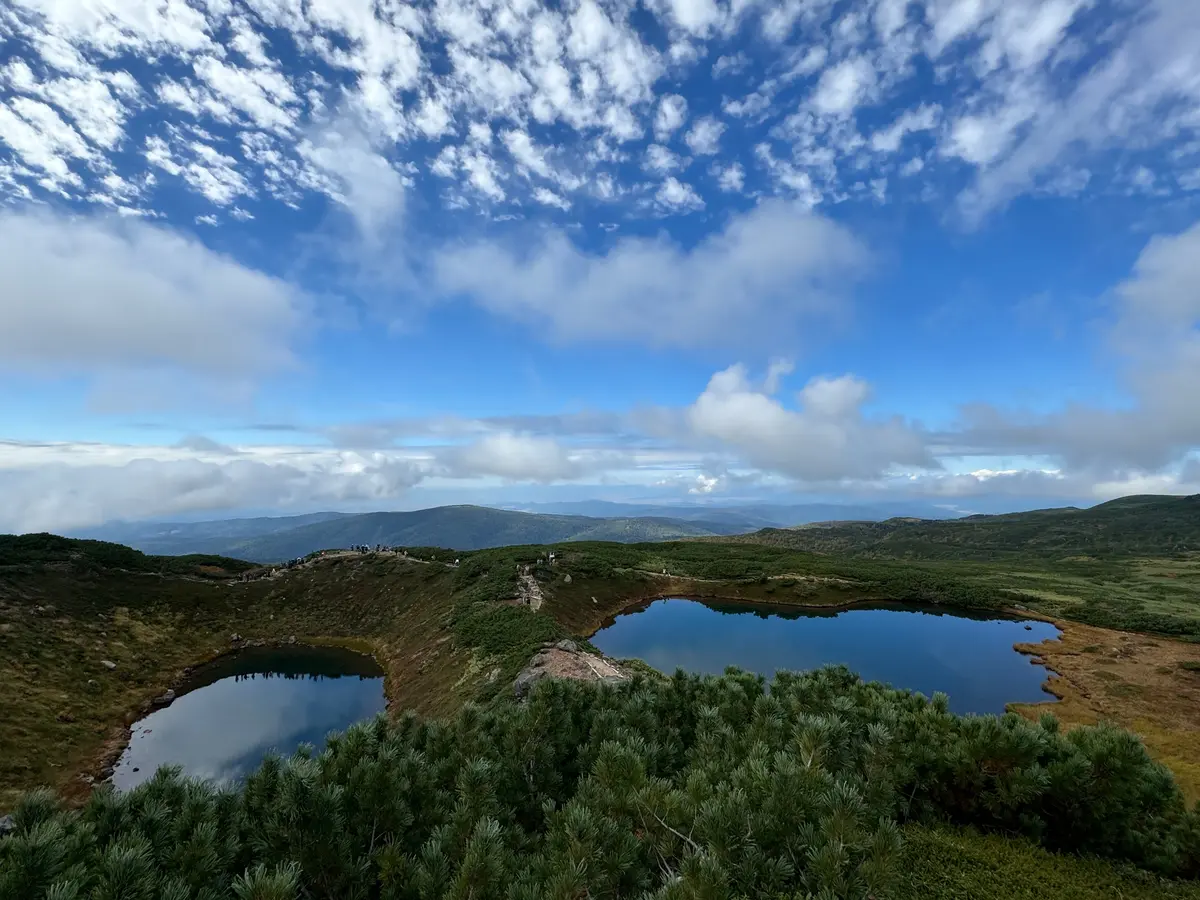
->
[
  {"left": 893, "top": 826, "right": 1200, "bottom": 899},
  {"left": 711, "top": 494, "right": 1200, "bottom": 637},
  {"left": 733, "top": 494, "right": 1200, "bottom": 560}
]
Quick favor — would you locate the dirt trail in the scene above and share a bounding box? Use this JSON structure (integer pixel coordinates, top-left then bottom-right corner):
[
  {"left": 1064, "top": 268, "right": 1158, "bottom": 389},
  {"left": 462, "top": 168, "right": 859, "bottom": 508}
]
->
[{"left": 518, "top": 573, "right": 545, "bottom": 611}]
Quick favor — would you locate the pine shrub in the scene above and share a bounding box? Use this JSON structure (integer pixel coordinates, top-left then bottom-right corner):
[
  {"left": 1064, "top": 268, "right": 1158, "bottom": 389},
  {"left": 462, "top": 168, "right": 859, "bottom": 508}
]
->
[{"left": 2, "top": 667, "right": 1197, "bottom": 899}]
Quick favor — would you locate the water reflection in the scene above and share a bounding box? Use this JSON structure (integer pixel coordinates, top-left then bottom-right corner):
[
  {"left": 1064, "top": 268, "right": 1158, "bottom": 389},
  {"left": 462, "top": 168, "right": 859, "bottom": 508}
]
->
[
  {"left": 114, "top": 645, "right": 386, "bottom": 790},
  {"left": 591, "top": 598, "right": 1061, "bottom": 715}
]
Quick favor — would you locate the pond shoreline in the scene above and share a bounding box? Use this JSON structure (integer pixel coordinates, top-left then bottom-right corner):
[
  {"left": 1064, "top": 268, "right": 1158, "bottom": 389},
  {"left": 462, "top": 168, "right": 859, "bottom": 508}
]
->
[
  {"left": 84, "top": 636, "right": 389, "bottom": 793},
  {"left": 587, "top": 593, "right": 1063, "bottom": 716}
]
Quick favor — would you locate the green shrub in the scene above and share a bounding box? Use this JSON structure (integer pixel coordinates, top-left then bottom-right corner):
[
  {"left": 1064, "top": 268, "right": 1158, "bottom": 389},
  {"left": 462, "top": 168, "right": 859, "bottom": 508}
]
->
[{"left": 3, "top": 668, "right": 1197, "bottom": 900}]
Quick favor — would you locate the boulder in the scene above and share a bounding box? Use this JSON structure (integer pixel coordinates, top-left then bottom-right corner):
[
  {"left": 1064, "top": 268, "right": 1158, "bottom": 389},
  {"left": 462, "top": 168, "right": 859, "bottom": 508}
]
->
[
  {"left": 100, "top": 660, "right": 117, "bottom": 670},
  {"left": 555, "top": 639, "right": 578, "bottom": 653},
  {"left": 152, "top": 689, "right": 176, "bottom": 707},
  {"left": 563, "top": 573, "right": 572, "bottom": 584},
  {"left": 0, "top": 814, "right": 14, "bottom": 837},
  {"left": 513, "top": 667, "right": 549, "bottom": 699},
  {"left": 230, "top": 633, "right": 243, "bottom": 643}
]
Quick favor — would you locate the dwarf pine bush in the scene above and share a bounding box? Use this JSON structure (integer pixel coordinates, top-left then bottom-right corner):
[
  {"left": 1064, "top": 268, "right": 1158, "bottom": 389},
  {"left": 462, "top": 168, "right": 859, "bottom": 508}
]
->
[{"left": 2, "top": 667, "right": 1197, "bottom": 900}]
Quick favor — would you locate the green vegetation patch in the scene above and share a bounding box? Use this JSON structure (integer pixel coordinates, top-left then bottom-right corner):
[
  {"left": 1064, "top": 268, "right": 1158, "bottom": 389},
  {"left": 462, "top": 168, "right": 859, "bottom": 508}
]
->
[
  {"left": 4, "top": 667, "right": 1199, "bottom": 900},
  {"left": 895, "top": 825, "right": 1200, "bottom": 900}
]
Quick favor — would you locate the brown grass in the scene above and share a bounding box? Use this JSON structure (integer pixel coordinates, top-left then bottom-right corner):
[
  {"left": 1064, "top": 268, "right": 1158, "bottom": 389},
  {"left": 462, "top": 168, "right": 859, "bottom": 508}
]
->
[
  {"left": 1010, "top": 621, "right": 1200, "bottom": 801},
  {"left": 0, "top": 555, "right": 483, "bottom": 810}
]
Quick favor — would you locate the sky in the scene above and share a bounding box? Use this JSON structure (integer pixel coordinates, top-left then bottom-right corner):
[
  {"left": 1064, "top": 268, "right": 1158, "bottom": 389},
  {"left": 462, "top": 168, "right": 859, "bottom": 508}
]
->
[{"left": 1, "top": 0, "right": 1199, "bottom": 532}]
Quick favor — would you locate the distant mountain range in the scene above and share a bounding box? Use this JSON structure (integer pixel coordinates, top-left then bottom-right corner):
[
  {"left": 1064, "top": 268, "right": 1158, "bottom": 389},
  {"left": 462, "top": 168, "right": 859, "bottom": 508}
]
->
[{"left": 69, "top": 501, "right": 962, "bottom": 563}]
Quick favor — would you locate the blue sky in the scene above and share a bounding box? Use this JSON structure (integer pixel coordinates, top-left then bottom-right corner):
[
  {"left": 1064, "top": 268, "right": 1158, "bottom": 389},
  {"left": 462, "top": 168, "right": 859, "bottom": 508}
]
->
[{"left": 1, "top": 0, "right": 1199, "bottom": 531}]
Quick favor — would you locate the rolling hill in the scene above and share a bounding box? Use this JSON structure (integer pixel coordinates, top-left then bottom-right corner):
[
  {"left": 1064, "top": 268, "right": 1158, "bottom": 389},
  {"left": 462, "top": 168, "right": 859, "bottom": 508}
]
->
[
  {"left": 72, "top": 510, "right": 354, "bottom": 556},
  {"left": 724, "top": 494, "right": 1200, "bottom": 560},
  {"left": 76, "top": 505, "right": 743, "bottom": 562}
]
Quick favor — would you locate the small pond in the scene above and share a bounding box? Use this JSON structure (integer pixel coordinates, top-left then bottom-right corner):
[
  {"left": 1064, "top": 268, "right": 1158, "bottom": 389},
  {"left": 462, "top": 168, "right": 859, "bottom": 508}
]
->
[
  {"left": 113, "top": 645, "right": 386, "bottom": 790},
  {"left": 590, "top": 598, "right": 1061, "bottom": 715}
]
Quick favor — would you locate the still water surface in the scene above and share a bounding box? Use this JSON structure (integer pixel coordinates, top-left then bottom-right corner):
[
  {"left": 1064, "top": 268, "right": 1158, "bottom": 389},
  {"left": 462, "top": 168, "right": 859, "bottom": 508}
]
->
[
  {"left": 591, "top": 598, "right": 1061, "bottom": 715},
  {"left": 113, "top": 645, "right": 386, "bottom": 790}
]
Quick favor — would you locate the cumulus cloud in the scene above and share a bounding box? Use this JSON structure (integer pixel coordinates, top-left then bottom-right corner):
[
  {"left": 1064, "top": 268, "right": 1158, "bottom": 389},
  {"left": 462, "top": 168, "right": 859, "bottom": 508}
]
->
[
  {"left": 655, "top": 175, "right": 705, "bottom": 211},
  {"left": 654, "top": 93, "right": 688, "bottom": 139},
  {"left": 439, "top": 433, "right": 592, "bottom": 482},
  {"left": 431, "top": 200, "right": 867, "bottom": 348},
  {"left": 685, "top": 364, "right": 937, "bottom": 480},
  {"left": 0, "top": 432, "right": 629, "bottom": 531},
  {"left": 0, "top": 443, "right": 428, "bottom": 533},
  {"left": 0, "top": 209, "right": 305, "bottom": 383},
  {"left": 684, "top": 115, "right": 725, "bottom": 155}
]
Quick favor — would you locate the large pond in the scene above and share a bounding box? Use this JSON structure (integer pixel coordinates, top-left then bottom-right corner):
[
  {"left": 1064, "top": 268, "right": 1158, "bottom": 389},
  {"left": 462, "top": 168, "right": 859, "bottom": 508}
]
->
[
  {"left": 113, "top": 645, "right": 386, "bottom": 790},
  {"left": 590, "top": 598, "right": 1061, "bottom": 715}
]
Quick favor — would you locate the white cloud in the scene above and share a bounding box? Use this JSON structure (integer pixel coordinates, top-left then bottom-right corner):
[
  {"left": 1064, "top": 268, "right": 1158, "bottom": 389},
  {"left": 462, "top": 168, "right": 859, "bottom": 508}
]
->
[
  {"left": 533, "top": 186, "right": 571, "bottom": 209},
  {"left": 653, "top": 0, "right": 723, "bottom": 37},
  {"left": 299, "top": 123, "right": 406, "bottom": 237},
  {"left": 440, "top": 433, "right": 588, "bottom": 481},
  {"left": 685, "top": 115, "right": 725, "bottom": 155},
  {"left": 0, "top": 444, "right": 428, "bottom": 533},
  {"left": 0, "top": 209, "right": 304, "bottom": 382},
  {"left": 871, "top": 104, "right": 940, "bottom": 153},
  {"left": 0, "top": 0, "right": 1192, "bottom": 224},
  {"left": 686, "top": 364, "right": 936, "bottom": 480},
  {"left": 956, "top": 0, "right": 1200, "bottom": 220},
  {"left": 654, "top": 93, "right": 689, "bottom": 139},
  {"left": 812, "top": 56, "right": 876, "bottom": 116},
  {"left": 503, "top": 129, "right": 555, "bottom": 181},
  {"left": 656, "top": 175, "right": 705, "bottom": 211},
  {"left": 712, "top": 52, "right": 748, "bottom": 77},
  {"left": 432, "top": 200, "right": 867, "bottom": 348},
  {"left": 717, "top": 161, "right": 745, "bottom": 191},
  {"left": 644, "top": 143, "right": 683, "bottom": 174}
]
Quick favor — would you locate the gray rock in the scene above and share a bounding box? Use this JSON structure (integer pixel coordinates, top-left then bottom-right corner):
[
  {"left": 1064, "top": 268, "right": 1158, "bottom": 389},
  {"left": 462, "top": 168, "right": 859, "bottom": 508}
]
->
[
  {"left": 563, "top": 573, "right": 572, "bottom": 584},
  {"left": 0, "top": 814, "right": 14, "bottom": 837},
  {"left": 288, "top": 635, "right": 297, "bottom": 645},
  {"left": 152, "top": 689, "right": 176, "bottom": 707},
  {"left": 513, "top": 667, "right": 549, "bottom": 699},
  {"left": 100, "top": 660, "right": 117, "bottom": 670},
  {"left": 230, "top": 633, "right": 242, "bottom": 643},
  {"left": 555, "top": 639, "right": 578, "bottom": 653}
]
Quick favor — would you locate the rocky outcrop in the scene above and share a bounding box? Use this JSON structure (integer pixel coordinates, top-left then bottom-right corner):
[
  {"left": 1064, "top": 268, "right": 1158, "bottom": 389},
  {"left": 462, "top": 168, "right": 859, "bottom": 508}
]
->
[{"left": 513, "top": 643, "right": 628, "bottom": 699}]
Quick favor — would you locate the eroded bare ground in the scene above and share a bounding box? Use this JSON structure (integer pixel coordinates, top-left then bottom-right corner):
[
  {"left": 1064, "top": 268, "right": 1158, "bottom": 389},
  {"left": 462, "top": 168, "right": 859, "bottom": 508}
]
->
[
  {"left": 1011, "top": 622, "right": 1200, "bottom": 801},
  {"left": 513, "top": 641, "right": 628, "bottom": 697}
]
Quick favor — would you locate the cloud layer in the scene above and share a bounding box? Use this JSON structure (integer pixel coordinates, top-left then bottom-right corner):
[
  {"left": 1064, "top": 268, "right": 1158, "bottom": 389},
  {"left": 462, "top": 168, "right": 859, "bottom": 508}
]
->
[
  {"left": 0, "top": 209, "right": 305, "bottom": 382},
  {"left": 2, "top": 0, "right": 1197, "bottom": 227},
  {"left": 433, "top": 200, "right": 865, "bottom": 346}
]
